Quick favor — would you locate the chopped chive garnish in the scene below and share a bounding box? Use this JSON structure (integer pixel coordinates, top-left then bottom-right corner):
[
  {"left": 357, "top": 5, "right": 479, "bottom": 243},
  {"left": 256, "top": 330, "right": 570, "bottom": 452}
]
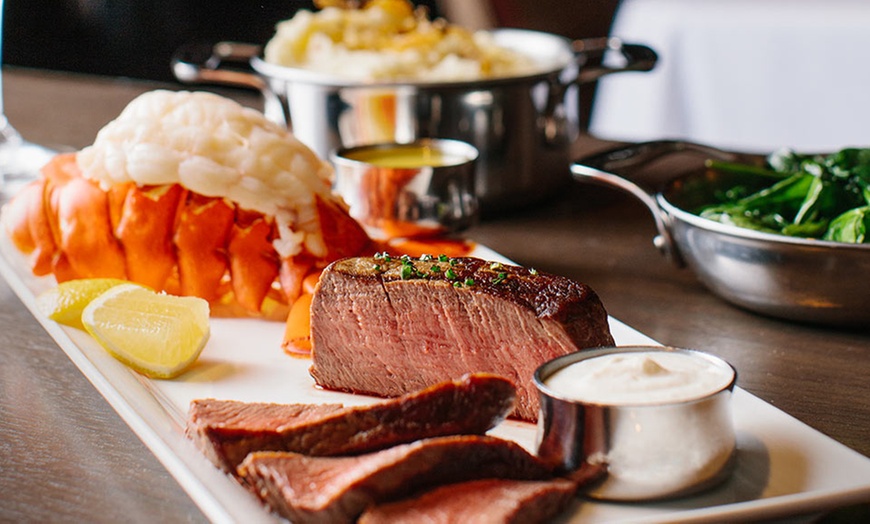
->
[
  {"left": 373, "top": 264, "right": 382, "bottom": 271},
  {"left": 420, "top": 254, "right": 433, "bottom": 261},
  {"left": 445, "top": 269, "right": 457, "bottom": 280},
  {"left": 464, "top": 278, "right": 475, "bottom": 286},
  {"left": 453, "top": 281, "right": 463, "bottom": 288},
  {"left": 401, "top": 265, "right": 413, "bottom": 280},
  {"left": 430, "top": 265, "right": 441, "bottom": 272},
  {"left": 529, "top": 268, "right": 538, "bottom": 275},
  {"left": 490, "top": 262, "right": 502, "bottom": 270},
  {"left": 438, "top": 254, "right": 449, "bottom": 262}
]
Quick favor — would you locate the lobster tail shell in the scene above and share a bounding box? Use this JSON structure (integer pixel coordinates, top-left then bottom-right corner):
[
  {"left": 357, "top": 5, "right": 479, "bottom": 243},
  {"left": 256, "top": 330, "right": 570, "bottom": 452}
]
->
[
  {"left": 3, "top": 179, "right": 56, "bottom": 276},
  {"left": 49, "top": 166, "right": 127, "bottom": 281},
  {"left": 2, "top": 153, "right": 374, "bottom": 320},
  {"left": 174, "top": 194, "right": 235, "bottom": 302},
  {"left": 228, "top": 213, "right": 281, "bottom": 313},
  {"left": 114, "top": 183, "right": 185, "bottom": 289}
]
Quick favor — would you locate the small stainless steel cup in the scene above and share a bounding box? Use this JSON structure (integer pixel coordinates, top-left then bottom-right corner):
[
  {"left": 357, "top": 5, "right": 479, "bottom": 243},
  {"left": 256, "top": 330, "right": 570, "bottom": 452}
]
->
[
  {"left": 330, "top": 139, "right": 479, "bottom": 240},
  {"left": 534, "top": 346, "right": 737, "bottom": 501}
]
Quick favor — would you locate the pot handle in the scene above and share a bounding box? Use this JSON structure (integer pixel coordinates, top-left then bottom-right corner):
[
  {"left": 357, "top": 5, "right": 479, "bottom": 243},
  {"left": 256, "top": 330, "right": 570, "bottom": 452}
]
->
[
  {"left": 171, "top": 42, "right": 289, "bottom": 128},
  {"left": 571, "top": 37, "right": 658, "bottom": 84}
]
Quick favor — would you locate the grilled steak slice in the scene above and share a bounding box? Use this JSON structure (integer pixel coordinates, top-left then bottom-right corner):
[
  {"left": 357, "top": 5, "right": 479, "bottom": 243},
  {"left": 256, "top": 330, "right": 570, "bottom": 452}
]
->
[
  {"left": 186, "top": 373, "right": 516, "bottom": 472},
  {"left": 186, "top": 401, "right": 344, "bottom": 472},
  {"left": 309, "top": 256, "right": 614, "bottom": 421},
  {"left": 358, "top": 478, "right": 578, "bottom": 524},
  {"left": 238, "top": 435, "right": 553, "bottom": 524}
]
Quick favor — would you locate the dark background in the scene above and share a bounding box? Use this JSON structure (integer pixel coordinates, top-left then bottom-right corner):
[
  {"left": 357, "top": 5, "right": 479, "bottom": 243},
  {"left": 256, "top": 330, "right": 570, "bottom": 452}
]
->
[{"left": 4, "top": 1, "right": 441, "bottom": 82}]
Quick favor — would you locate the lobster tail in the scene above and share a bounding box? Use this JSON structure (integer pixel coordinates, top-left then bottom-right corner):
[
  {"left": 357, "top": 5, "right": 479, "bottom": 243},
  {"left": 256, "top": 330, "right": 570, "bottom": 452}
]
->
[{"left": 3, "top": 153, "right": 373, "bottom": 320}]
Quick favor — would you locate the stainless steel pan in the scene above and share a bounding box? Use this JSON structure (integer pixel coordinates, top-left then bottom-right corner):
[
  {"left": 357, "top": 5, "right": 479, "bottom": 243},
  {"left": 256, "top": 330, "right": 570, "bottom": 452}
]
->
[
  {"left": 172, "top": 30, "right": 656, "bottom": 213},
  {"left": 571, "top": 140, "right": 870, "bottom": 328}
]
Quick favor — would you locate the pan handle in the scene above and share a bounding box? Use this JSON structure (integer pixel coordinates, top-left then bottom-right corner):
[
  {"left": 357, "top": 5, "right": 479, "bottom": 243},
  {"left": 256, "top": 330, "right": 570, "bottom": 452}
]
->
[
  {"left": 171, "top": 42, "right": 289, "bottom": 128},
  {"left": 570, "top": 160, "right": 684, "bottom": 267},
  {"left": 575, "top": 140, "right": 751, "bottom": 172},
  {"left": 572, "top": 140, "right": 769, "bottom": 266},
  {"left": 571, "top": 37, "right": 658, "bottom": 84},
  {"left": 572, "top": 140, "right": 760, "bottom": 266}
]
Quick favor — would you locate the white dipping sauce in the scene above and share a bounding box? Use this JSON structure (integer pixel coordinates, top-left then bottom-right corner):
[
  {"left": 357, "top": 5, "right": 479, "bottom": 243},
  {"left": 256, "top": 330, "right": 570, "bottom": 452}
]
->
[
  {"left": 544, "top": 350, "right": 735, "bottom": 405},
  {"left": 541, "top": 350, "right": 737, "bottom": 500}
]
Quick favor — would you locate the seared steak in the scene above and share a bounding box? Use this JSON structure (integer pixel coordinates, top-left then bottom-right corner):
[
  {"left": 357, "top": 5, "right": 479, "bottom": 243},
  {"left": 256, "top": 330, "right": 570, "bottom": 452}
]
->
[
  {"left": 309, "top": 256, "right": 614, "bottom": 421},
  {"left": 237, "top": 435, "right": 553, "bottom": 524},
  {"left": 358, "top": 478, "right": 578, "bottom": 524},
  {"left": 186, "top": 373, "right": 516, "bottom": 472}
]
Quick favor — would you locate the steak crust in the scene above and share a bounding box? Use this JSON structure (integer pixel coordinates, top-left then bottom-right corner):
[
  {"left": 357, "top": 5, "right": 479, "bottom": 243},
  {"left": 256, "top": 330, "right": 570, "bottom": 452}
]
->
[
  {"left": 310, "top": 256, "right": 614, "bottom": 421},
  {"left": 186, "top": 373, "right": 516, "bottom": 472},
  {"left": 238, "top": 435, "right": 553, "bottom": 524}
]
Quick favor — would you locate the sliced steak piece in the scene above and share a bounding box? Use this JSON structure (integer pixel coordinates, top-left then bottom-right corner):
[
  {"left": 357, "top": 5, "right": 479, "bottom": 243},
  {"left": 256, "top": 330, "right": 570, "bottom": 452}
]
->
[
  {"left": 309, "top": 256, "right": 615, "bottom": 421},
  {"left": 237, "top": 435, "right": 553, "bottom": 524},
  {"left": 186, "top": 373, "right": 516, "bottom": 472},
  {"left": 358, "top": 478, "right": 578, "bottom": 524},
  {"left": 186, "top": 401, "right": 344, "bottom": 472}
]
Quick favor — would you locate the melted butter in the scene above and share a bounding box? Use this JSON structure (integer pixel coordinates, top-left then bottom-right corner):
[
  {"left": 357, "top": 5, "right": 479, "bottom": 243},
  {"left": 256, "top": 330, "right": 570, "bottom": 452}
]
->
[
  {"left": 545, "top": 351, "right": 734, "bottom": 406},
  {"left": 344, "top": 145, "right": 468, "bottom": 168}
]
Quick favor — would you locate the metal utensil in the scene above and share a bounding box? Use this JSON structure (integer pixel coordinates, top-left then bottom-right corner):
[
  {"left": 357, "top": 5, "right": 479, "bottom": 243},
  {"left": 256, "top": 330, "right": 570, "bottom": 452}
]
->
[{"left": 571, "top": 140, "right": 870, "bottom": 328}]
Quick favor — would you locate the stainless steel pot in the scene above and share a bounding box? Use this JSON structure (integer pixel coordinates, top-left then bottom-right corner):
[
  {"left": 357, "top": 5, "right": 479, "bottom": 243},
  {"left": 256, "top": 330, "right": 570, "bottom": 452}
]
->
[
  {"left": 571, "top": 141, "right": 870, "bottom": 328},
  {"left": 171, "top": 30, "right": 656, "bottom": 213}
]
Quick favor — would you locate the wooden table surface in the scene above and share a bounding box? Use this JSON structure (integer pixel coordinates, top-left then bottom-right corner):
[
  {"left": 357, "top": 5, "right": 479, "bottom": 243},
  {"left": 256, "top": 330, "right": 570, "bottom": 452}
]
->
[{"left": 1, "top": 68, "right": 868, "bottom": 523}]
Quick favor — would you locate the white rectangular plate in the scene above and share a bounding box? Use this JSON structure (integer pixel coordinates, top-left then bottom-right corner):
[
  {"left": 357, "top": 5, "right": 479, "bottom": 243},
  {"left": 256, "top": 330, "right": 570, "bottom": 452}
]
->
[{"left": 2, "top": 239, "right": 869, "bottom": 523}]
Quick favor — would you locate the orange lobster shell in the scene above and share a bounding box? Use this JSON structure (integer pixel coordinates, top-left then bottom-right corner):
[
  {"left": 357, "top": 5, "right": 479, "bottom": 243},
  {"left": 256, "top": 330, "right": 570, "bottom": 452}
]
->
[{"left": 3, "top": 153, "right": 375, "bottom": 322}]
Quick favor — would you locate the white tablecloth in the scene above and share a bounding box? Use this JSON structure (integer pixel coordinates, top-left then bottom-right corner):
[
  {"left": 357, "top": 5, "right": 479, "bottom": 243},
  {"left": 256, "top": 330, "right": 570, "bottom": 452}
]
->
[{"left": 589, "top": 0, "right": 870, "bottom": 153}]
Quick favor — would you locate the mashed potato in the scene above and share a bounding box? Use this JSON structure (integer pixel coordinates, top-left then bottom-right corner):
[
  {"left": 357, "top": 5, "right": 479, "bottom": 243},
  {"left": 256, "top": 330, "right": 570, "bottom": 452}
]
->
[{"left": 263, "top": 0, "right": 539, "bottom": 81}]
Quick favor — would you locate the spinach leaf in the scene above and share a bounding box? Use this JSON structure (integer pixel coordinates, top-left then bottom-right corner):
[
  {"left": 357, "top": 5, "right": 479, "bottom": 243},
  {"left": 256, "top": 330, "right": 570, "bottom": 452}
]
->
[
  {"left": 698, "top": 146, "right": 870, "bottom": 243},
  {"left": 824, "top": 206, "right": 870, "bottom": 243}
]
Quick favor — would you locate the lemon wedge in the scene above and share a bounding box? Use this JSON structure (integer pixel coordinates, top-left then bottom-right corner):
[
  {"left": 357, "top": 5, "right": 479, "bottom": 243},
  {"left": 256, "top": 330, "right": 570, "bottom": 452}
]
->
[
  {"left": 36, "top": 278, "right": 131, "bottom": 330},
  {"left": 82, "top": 284, "right": 210, "bottom": 379}
]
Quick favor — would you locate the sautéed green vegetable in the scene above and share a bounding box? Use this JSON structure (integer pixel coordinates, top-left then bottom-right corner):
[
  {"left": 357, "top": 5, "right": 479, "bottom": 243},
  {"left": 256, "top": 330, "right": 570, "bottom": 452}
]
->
[{"left": 699, "top": 147, "right": 870, "bottom": 243}]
